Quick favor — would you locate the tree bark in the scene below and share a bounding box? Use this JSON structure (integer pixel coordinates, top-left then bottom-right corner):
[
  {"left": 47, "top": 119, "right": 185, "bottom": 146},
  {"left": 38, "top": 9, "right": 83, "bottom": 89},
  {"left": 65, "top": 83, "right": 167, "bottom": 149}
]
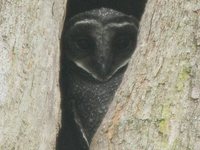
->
[
  {"left": 0, "top": 0, "right": 66, "bottom": 149},
  {"left": 91, "top": 0, "right": 200, "bottom": 149}
]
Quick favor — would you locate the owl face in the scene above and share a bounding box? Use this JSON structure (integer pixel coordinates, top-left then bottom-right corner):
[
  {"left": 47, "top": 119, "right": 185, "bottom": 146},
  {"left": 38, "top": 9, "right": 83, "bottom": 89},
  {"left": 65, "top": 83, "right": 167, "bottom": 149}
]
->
[{"left": 63, "top": 8, "right": 138, "bottom": 82}]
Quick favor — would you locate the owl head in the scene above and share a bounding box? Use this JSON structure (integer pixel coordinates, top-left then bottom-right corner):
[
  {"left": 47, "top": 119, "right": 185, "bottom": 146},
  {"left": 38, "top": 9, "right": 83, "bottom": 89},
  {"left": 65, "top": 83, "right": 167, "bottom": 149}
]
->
[{"left": 62, "top": 8, "right": 138, "bottom": 82}]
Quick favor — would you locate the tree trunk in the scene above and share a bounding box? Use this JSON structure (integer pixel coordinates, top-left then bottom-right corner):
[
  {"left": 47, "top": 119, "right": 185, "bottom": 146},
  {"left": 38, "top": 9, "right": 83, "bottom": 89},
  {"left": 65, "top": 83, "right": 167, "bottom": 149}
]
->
[
  {"left": 91, "top": 0, "right": 200, "bottom": 149},
  {"left": 0, "top": 0, "right": 66, "bottom": 149}
]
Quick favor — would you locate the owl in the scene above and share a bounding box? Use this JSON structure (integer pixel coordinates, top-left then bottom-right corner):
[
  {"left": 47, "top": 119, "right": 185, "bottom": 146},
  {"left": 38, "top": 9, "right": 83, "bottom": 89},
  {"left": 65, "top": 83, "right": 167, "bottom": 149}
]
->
[{"left": 58, "top": 7, "right": 138, "bottom": 150}]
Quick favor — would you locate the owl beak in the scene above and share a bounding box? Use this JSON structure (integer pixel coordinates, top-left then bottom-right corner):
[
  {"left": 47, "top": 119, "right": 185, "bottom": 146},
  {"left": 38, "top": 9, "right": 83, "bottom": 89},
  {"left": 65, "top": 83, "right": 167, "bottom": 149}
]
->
[
  {"left": 99, "top": 63, "right": 109, "bottom": 76},
  {"left": 94, "top": 58, "right": 111, "bottom": 81}
]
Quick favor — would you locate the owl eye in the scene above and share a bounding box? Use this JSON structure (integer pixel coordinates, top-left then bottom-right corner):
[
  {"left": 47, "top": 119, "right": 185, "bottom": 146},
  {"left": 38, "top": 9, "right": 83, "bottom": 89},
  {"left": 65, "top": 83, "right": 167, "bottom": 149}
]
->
[
  {"left": 115, "top": 36, "right": 132, "bottom": 50},
  {"left": 76, "top": 37, "right": 95, "bottom": 51}
]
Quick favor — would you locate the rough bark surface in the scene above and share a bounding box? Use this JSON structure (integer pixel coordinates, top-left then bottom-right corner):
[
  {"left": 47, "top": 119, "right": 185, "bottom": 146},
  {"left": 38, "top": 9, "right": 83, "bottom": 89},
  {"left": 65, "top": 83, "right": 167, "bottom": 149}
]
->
[
  {"left": 91, "top": 0, "right": 200, "bottom": 149},
  {"left": 0, "top": 0, "right": 67, "bottom": 149}
]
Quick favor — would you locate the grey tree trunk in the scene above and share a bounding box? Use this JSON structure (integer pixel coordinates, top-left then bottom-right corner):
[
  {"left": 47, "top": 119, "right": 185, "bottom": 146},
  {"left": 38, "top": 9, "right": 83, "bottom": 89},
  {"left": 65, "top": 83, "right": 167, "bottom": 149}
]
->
[
  {"left": 91, "top": 0, "right": 200, "bottom": 150},
  {"left": 0, "top": 0, "right": 67, "bottom": 149}
]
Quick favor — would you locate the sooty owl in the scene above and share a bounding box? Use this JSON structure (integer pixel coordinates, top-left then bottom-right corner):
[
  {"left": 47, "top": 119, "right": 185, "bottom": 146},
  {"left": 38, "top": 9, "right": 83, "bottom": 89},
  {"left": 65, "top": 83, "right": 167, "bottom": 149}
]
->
[{"left": 60, "top": 7, "right": 138, "bottom": 149}]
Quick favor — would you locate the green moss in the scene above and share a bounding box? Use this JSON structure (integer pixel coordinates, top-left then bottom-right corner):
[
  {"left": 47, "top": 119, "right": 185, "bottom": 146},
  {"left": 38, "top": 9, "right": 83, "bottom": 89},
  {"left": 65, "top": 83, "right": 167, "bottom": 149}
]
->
[
  {"left": 161, "top": 135, "right": 168, "bottom": 149},
  {"left": 158, "top": 118, "right": 169, "bottom": 149},
  {"left": 157, "top": 102, "right": 172, "bottom": 148},
  {"left": 176, "top": 66, "right": 191, "bottom": 91},
  {"left": 159, "top": 119, "right": 169, "bottom": 135},
  {"left": 162, "top": 103, "right": 171, "bottom": 118},
  {"left": 171, "top": 138, "right": 180, "bottom": 150}
]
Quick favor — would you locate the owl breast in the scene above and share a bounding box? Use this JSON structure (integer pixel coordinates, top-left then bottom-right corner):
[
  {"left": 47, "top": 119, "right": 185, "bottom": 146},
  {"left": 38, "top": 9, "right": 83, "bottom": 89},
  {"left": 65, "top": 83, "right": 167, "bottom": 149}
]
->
[{"left": 67, "top": 62, "right": 125, "bottom": 143}]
